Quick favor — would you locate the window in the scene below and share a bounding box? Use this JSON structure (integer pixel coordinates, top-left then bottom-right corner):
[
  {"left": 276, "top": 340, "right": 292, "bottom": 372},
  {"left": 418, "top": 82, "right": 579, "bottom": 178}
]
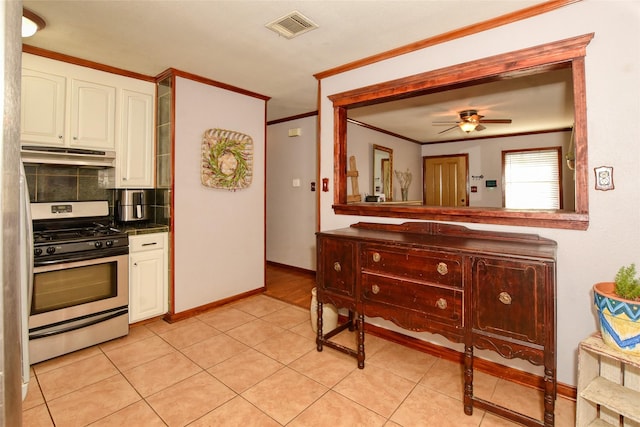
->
[{"left": 503, "top": 147, "right": 562, "bottom": 209}]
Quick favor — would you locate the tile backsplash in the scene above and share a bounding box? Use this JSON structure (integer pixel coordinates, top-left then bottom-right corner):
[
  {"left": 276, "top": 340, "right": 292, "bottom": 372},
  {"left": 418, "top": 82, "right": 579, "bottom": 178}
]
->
[
  {"left": 25, "top": 164, "right": 114, "bottom": 204},
  {"left": 24, "top": 164, "right": 170, "bottom": 226}
]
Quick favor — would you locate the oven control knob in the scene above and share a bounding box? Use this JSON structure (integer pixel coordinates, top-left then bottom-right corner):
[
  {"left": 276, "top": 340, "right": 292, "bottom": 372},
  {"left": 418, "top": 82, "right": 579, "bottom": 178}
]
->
[
  {"left": 105, "top": 240, "right": 113, "bottom": 248},
  {"left": 34, "top": 248, "right": 42, "bottom": 256},
  {"left": 94, "top": 241, "right": 103, "bottom": 248},
  {"left": 46, "top": 246, "right": 56, "bottom": 255}
]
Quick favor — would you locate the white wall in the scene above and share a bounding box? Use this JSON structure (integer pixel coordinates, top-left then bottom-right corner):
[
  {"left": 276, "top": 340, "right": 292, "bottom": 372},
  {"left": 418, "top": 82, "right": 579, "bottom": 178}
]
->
[
  {"left": 266, "top": 116, "right": 317, "bottom": 270},
  {"left": 319, "top": 1, "right": 640, "bottom": 386},
  {"left": 174, "top": 76, "right": 265, "bottom": 313}
]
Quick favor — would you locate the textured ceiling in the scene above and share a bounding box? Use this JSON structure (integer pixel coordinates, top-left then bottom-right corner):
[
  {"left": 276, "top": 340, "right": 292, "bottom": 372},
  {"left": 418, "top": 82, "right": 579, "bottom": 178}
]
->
[{"left": 22, "top": 0, "right": 548, "bottom": 125}]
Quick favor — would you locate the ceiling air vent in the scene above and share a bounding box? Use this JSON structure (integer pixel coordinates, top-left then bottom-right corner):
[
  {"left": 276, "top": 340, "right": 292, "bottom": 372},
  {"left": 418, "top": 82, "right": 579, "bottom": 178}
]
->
[{"left": 266, "top": 11, "right": 318, "bottom": 39}]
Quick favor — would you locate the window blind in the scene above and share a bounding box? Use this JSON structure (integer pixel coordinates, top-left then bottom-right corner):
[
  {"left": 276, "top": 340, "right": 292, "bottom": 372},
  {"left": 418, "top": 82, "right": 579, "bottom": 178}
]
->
[{"left": 504, "top": 149, "right": 560, "bottom": 209}]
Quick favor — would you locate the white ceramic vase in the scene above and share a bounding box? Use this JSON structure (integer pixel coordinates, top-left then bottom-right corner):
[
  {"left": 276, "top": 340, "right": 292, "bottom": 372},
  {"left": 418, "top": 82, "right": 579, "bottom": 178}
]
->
[{"left": 310, "top": 287, "right": 338, "bottom": 333}]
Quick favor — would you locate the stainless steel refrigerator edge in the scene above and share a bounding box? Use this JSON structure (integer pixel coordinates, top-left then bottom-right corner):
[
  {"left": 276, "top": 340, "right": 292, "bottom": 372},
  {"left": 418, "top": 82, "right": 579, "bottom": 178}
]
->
[{"left": 1, "top": 1, "right": 29, "bottom": 425}]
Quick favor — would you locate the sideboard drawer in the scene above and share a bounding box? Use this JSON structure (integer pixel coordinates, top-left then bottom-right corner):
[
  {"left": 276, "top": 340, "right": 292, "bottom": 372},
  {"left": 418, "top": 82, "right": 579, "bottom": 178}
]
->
[
  {"left": 362, "top": 245, "right": 462, "bottom": 288},
  {"left": 362, "top": 273, "right": 463, "bottom": 328}
]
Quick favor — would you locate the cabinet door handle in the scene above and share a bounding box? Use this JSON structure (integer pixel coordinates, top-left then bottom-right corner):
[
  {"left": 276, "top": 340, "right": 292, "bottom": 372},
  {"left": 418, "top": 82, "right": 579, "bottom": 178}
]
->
[
  {"left": 499, "top": 292, "right": 512, "bottom": 305},
  {"left": 58, "top": 135, "right": 63, "bottom": 139},
  {"left": 133, "top": 262, "right": 137, "bottom": 267},
  {"left": 437, "top": 262, "right": 448, "bottom": 275},
  {"left": 333, "top": 262, "right": 341, "bottom": 272},
  {"left": 372, "top": 252, "right": 381, "bottom": 262},
  {"left": 142, "top": 242, "right": 157, "bottom": 246},
  {"left": 371, "top": 284, "right": 380, "bottom": 294},
  {"left": 436, "top": 298, "right": 447, "bottom": 309}
]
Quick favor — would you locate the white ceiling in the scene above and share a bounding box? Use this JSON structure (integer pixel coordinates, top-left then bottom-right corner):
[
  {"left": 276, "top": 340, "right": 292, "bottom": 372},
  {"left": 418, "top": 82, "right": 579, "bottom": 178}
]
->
[{"left": 23, "top": 1, "right": 574, "bottom": 143}]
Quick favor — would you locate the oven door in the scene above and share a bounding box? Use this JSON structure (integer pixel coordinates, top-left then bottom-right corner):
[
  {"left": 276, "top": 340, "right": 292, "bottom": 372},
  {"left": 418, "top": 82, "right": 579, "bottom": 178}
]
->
[{"left": 29, "top": 253, "right": 128, "bottom": 334}]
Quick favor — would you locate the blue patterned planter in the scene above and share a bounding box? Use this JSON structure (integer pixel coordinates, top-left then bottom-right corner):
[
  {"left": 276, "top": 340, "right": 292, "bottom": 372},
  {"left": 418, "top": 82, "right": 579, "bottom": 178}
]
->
[{"left": 594, "top": 282, "right": 640, "bottom": 354}]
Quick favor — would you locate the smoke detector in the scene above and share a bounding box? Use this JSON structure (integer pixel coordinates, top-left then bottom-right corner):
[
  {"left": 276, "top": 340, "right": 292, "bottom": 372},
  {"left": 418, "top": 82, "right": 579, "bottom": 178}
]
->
[{"left": 266, "top": 11, "right": 318, "bottom": 39}]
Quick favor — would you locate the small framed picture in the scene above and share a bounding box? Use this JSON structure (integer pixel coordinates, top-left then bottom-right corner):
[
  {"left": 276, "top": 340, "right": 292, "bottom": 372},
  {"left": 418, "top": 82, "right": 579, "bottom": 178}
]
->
[{"left": 594, "top": 166, "right": 614, "bottom": 191}]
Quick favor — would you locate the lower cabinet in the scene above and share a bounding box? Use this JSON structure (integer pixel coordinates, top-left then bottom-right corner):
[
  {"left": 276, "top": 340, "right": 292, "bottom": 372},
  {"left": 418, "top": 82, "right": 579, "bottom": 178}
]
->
[{"left": 129, "top": 232, "right": 168, "bottom": 323}]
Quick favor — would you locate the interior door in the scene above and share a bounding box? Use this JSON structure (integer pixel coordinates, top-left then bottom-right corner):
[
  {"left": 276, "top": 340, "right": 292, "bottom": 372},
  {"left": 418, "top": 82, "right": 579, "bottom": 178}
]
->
[{"left": 423, "top": 154, "right": 468, "bottom": 207}]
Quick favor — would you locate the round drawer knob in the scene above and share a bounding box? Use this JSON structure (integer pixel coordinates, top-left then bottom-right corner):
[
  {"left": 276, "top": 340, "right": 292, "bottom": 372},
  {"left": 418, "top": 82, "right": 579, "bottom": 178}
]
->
[
  {"left": 499, "top": 292, "right": 512, "bottom": 305},
  {"left": 372, "top": 252, "right": 381, "bottom": 262},
  {"left": 437, "top": 262, "right": 448, "bottom": 275},
  {"left": 436, "top": 298, "right": 447, "bottom": 309},
  {"left": 333, "top": 262, "right": 341, "bottom": 272},
  {"left": 371, "top": 284, "right": 380, "bottom": 294}
]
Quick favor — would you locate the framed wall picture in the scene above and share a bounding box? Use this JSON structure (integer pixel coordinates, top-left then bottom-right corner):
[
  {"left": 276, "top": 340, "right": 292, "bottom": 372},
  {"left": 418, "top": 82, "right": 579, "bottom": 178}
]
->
[{"left": 594, "top": 166, "right": 614, "bottom": 191}]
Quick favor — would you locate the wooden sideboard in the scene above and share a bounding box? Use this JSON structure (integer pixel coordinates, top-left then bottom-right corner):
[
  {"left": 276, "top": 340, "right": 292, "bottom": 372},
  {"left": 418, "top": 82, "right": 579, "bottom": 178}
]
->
[{"left": 315, "top": 221, "right": 557, "bottom": 427}]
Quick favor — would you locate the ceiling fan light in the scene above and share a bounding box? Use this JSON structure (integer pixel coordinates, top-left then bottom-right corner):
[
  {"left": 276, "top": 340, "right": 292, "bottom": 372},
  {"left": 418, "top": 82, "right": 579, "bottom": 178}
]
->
[{"left": 459, "top": 121, "right": 477, "bottom": 133}]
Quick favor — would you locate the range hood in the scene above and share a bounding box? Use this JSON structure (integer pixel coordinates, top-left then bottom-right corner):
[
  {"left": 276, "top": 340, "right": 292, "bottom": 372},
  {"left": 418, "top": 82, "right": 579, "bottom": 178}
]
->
[{"left": 21, "top": 145, "right": 116, "bottom": 167}]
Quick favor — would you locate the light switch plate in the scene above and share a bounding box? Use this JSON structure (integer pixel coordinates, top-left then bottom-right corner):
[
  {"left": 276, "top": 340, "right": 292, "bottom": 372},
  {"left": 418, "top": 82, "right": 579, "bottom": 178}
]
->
[{"left": 292, "top": 178, "right": 301, "bottom": 187}]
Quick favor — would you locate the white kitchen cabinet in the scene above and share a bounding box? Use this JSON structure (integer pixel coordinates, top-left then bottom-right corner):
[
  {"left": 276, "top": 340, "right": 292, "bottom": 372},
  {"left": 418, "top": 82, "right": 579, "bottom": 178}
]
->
[
  {"left": 117, "top": 90, "right": 155, "bottom": 188},
  {"left": 69, "top": 79, "right": 116, "bottom": 150},
  {"left": 21, "top": 69, "right": 116, "bottom": 150},
  {"left": 21, "top": 54, "right": 156, "bottom": 177},
  {"left": 21, "top": 69, "right": 66, "bottom": 146},
  {"left": 129, "top": 233, "right": 168, "bottom": 323}
]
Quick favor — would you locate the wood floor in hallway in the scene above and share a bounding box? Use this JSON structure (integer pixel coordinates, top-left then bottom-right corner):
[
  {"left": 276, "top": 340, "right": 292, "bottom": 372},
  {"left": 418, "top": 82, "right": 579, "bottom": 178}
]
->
[{"left": 264, "top": 263, "right": 315, "bottom": 309}]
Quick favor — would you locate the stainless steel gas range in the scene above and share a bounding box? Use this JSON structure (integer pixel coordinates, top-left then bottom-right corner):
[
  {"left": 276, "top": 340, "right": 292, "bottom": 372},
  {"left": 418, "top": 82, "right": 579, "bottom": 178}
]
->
[{"left": 29, "top": 201, "right": 129, "bottom": 364}]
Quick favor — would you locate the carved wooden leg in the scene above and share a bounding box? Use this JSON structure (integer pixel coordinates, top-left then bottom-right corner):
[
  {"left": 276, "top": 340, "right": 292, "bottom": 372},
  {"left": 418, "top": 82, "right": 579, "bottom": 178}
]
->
[
  {"left": 316, "top": 301, "right": 323, "bottom": 352},
  {"left": 543, "top": 366, "right": 556, "bottom": 426},
  {"left": 463, "top": 344, "right": 474, "bottom": 415},
  {"left": 357, "top": 312, "right": 365, "bottom": 369}
]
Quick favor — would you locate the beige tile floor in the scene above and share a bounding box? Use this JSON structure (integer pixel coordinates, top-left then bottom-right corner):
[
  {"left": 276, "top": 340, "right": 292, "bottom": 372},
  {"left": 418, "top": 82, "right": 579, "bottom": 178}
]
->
[{"left": 22, "top": 295, "right": 576, "bottom": 426}]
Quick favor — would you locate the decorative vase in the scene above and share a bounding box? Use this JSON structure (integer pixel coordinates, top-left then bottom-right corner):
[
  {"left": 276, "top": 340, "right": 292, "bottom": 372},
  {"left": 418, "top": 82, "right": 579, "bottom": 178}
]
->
[
  {"left": 310, "top": 287, "right": 338, "bottom": 333},
  {"left": 593, "top": 282, "right": 640, "bottom": 354},
  {"left": 401, "top": 188, "right": 408, "bottom": 201}
]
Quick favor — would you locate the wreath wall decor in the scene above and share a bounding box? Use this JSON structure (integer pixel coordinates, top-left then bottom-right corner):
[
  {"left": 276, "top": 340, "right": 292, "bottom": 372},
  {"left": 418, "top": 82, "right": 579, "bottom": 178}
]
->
[{"left": 201, "top": 128, "right": 253, "bottom": 190}]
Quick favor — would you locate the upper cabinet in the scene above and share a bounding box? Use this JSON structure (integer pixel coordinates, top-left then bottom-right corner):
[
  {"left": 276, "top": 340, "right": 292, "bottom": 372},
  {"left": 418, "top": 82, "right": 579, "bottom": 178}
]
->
[
  {"left": 70, "top": 79, "right": 116, "bottom": 150},
  {"left": 21, "top": 69, "right": 116, "bottom": 150},
  {"left": 21, "top": 54, "right": 156, "bottom": 187},
  {"left": 21, "top": 69, "right": 66, "bottom": 146},
  {"left": 117, "top": 90, "right": 154, "bottom": 188}
]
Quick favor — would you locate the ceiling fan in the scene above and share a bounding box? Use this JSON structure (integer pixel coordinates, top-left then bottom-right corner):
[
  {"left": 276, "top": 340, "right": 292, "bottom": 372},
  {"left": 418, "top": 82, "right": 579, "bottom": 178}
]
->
[{"left": 433, "top": 110, "right": 512, "bottom": 134}]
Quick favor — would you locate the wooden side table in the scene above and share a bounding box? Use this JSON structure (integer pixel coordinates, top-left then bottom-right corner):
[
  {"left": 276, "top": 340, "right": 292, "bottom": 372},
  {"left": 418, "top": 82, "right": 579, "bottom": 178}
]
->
[{"left": 576, "top": 333, "right": 640, "bottom": 426}]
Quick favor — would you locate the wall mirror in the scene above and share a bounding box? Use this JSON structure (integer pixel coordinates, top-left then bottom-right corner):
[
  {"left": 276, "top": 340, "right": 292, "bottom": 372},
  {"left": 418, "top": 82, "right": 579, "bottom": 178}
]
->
[
  {"left": 372, "top": 144, "right": 393, "bottom": 201},
  {"left": 329, "top": 34, "right": 593, "bottom": 230}
]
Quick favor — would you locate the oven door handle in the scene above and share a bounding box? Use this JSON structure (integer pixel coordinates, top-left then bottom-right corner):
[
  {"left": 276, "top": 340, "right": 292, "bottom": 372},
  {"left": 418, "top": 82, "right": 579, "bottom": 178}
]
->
[{"left": 29, "top": 307, "right": 128, "bottom": 340}]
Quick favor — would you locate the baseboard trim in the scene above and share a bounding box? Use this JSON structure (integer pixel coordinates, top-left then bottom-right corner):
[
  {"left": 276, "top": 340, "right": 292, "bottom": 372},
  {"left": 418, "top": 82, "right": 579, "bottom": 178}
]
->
[
  {"left": 360, "top": 320, "right": 577, "bottom": 400},
  {"left": 163, "top": 287, "right": 265, "bottom": 323},
  {"left": 266, "top": 260, "right": 315, "bottom": 276}
]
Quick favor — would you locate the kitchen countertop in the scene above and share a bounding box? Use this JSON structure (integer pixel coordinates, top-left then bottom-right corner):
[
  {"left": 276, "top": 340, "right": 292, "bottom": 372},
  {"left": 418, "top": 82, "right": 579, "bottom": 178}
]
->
[{"left": 116, "top": 223, "right": 170, "bottom": 235}]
